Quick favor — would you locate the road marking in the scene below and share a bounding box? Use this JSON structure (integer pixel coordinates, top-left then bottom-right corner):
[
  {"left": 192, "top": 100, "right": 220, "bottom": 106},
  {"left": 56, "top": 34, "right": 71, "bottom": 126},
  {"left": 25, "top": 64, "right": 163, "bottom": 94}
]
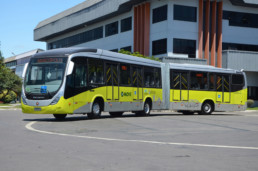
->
[{"left": 26, "top": 121, "right": 258, "bottom": 150}]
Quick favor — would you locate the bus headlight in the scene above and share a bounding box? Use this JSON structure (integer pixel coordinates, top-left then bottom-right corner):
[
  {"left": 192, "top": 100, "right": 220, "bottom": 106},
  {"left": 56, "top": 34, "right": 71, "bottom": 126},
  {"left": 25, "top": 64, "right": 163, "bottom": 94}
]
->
[
  {"left": 21, "top": 94, "right": 27, "bottom": 105},
  {"left": 50, "top": 92, "right": 63, "bottom": 105}
]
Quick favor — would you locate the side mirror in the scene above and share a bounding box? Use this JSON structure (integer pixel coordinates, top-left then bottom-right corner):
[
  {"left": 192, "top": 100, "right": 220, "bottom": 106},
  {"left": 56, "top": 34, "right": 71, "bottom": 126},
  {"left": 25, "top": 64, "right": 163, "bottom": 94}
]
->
[
  {"left": 22, "top": 63, "right": 29, "bottom": 78},
  {"left": 66, "top": 61, "right": 74, "bottom": 76}
]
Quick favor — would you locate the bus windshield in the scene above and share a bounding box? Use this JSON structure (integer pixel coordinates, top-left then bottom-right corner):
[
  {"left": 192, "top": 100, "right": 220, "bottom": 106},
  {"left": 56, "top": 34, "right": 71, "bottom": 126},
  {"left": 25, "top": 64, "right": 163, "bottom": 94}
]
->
[{"left": 24, "top": 57, "right": 68, "bottom": 96}]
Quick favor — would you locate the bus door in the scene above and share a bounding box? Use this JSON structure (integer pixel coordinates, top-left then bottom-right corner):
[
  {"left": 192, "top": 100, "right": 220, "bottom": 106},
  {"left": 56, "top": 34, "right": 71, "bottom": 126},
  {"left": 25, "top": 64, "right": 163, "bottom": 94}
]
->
[
  {"left": 106, "top": 63, "right": 119, "bottom": 101},
  {"left": 216, "top": 75, "right": 230, "bottom": 103},
  {"left": 68, "top": 57, "right": 88, "bottom": 113},
  {"left": 172, "top": 71, "right": 189, "bottom": 101},
  {"left": 132, "top": 67, "right": 143, "bottom": 101}
]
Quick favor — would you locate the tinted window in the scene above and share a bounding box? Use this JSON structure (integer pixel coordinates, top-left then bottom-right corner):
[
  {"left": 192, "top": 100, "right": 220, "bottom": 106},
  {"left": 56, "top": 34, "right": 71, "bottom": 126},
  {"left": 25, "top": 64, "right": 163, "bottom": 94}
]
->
[
  {"left": 232, "top": 74, "right": 244, "bottom": 92},
  {"left": 120, "top": 46, "right": 132, "bottom": 52},
  {"left": 105, "top": 21, "right": 118, "bottom": 37},
  {"left": 223, "top": 11, "right": 258, "bottom": 28},
  {"left": 172, "top": 72, "right": 180, "bottom": 89},
  {"left": 174, "top": 5, "right": 196, "bottom": 22},
  {"left": 222, "top": 42, "right": 258, "bottom": 52},
  {"left": 121, "top": 17, "right": 132, "bottom": 32},
  {"left": 173, "top": 38, "right": 196, "bottom": 58},
  {"left": 152, "top": 38, "right": 167, "bottom": 55},
  {"left": 216, "top": 75, "right": 223, "bottom": 92},
  {"left": 190, "top": 72, "right": 208, "bottom": 90},
  {"left": 144, "top": 67, "right": 155, "bottom": 87},
  {"left": 232, "top": 74, "right": 244, "bottom": 85},
  {"left": 120, "top": 64, "right": 131, "bottom": 86},
  {"left": 49, "top": 27, "right": 103, "bottom": 49},
  {"left": 64, "top": 57, "right": 87, "bottom": 99},
  {"left": 171, "top": 71, "right": 188, "bottom": 90},
  {"left": 154, "top": 68, "right": 162, "bottom": 88},
  {"left": 88, "top": 59, "right": 104, "bottom": 85},
  {"left": 248, "top": 86, "right": 258, "bottom": 100},
  {"left": 209, "top": 74, "right": 215, "bottom": 90},
  {"left": 110, "top": 49, "right": 118, "bottom": 52},
  {"left": 153, "top": 5, "right": 168, "bottom": 23}
]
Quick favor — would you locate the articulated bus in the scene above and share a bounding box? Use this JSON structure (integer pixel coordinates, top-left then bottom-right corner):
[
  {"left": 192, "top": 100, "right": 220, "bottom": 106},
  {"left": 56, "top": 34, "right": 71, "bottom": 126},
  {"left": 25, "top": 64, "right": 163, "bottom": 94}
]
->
[{"left": 21, "top": 48, "right": 247, "bottom": 119}]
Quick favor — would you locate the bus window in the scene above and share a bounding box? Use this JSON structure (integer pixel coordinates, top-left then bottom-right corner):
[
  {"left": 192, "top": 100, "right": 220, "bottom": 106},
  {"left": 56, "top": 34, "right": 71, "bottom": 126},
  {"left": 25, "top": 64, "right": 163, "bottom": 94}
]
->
[
  {"left": 88, "top": 59, "right": 104, "bottom": 85},
  {"left": 144, "top": 67, "right": 155, "bottom": 87},
  {"left": 209, "top": 74, "right": 215, "bottom": 90},
  {"left": 154, "top": 68, "right": 161, "bottom": 88},
  {"left": 223, "top": 75, "right": 230, "bottom": 92},
  {"left": 181, "top": 72, "right": 188, "bottom": 90},
  {"left": 171, "top": 71, "right": 189, "bottom": 90},
  {"left": 65, "top": 57, "right": 87, "bottom": 99},
  {"left": 190, "top": 72, "right": 207, "bottom": 90},
  {"left": 120, "top": 64, "right": 131, "bottom": 86},
  {"left": 132, "top": 67, "right": 143, "bottom": 87},
  {"left": 216, "top": 75, "right": 223, "bottom": 91},
  {"left": 74, "top": 63, "right": 87, "bottom": 88},
  {"left": 231, "top": 74, "right": 244, "bottom": 92},
  {"left": 232, "top": 74, "right": 244, "bottom": 85},
  {"left": 172, "top": 72, "right": 180, "bottom": 89}
]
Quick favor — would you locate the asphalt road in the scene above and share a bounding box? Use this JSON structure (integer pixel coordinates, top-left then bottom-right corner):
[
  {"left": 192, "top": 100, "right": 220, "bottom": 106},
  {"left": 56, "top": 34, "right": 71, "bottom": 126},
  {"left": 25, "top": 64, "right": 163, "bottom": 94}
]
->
[{"left": 0, "top": 109, "right": 258, "bottom": 171}]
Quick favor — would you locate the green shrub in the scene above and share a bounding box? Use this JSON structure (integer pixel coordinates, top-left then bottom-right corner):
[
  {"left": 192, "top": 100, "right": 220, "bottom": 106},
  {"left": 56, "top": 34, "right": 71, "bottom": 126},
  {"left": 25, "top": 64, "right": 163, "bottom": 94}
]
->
[
  {"left": 247, "top": 99, "right": 254, "bottom": 108},
  {"left": 3, "top": 91, "right": 17, "bottom": 103}
]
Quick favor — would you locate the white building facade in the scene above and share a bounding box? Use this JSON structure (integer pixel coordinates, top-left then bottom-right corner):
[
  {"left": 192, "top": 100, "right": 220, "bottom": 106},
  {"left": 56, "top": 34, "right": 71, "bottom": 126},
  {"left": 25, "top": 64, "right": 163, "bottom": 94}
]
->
[{"left": 34, "top": 0, "right": 258, "bottom": 104}]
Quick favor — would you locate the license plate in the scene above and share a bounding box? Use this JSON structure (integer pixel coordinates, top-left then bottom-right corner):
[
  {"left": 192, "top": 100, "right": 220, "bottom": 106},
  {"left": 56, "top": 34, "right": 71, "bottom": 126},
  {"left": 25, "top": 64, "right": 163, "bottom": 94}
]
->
[{"left": 34, "top": 108, "right": 42, "bottom": 111}]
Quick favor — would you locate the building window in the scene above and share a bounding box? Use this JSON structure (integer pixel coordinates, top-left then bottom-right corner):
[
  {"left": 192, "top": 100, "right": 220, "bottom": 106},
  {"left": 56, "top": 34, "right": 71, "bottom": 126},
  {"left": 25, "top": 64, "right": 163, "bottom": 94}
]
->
[
  {"left": 105, "top": 21, "right": 118, "bottom": 37},
  {"left": 174, "top": 5, "right": 197, "bottom": 22},
  {"left": 152, "top": 39, "right": 167, "bottom": 55},
  {"left": 152, "top": 5, "right": 168, "bottom": 23},
  {"left": 173, "top": 38, "right": 196, "bottom": 58},
  {"left": 248, "top": 86, "right": 258, "bottom": 100},
  {"left": 120, "top": 46, "right": 132, "bottom": 52},
  {"left": 223, "top": 11, "right": 258, "bottom": 29},
  {"left": 84, "top": 26, "right": 103, "bottom": 42},
  {"left": 110, "top": 49, "right": 118, "bottom": 52},
  {"left": 222, "top": 42, "right": 258, "bottom": 52},
  {"left": 121, "top": 17, "right": 132, "bottom": 32},
  {"left": 48, "top": 26, "right": 103, "bottom": 49}
]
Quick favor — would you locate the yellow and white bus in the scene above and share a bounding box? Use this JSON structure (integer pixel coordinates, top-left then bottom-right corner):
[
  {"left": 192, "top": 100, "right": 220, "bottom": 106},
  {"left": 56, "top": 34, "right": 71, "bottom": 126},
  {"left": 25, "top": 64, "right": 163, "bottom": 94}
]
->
[
  {"left": 21, "top": 48, "right": 247, "bottom": 119},
  {"left": 167, "top": 63, "right": 247, "bottom": 115}
]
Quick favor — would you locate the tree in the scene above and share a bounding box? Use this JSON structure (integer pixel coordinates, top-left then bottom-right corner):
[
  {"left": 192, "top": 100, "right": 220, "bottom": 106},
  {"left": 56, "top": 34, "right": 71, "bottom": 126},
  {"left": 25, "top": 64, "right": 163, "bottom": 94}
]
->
[
  {"left": 118, "top": 49, "right": 161, "bottom": 62},
  {"left": 0, "top": 50, "right": 4, "bottom": 65},
  {"left": 0, "top": 50, "right": 22, "bottom": 103}
]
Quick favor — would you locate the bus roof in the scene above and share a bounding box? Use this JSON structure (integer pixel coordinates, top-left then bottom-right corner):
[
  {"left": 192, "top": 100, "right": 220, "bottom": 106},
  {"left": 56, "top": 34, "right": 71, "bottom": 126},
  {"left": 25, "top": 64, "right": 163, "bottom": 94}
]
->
[
  {"left": 169, "top": 63, "right": 242, "bottom": 74},
  {"left": 32, "top": 47, "right": 98, "bottom": 58},
  {"left": 32, "top": 47, "right": 161, "bottom": 68},
  {"left": 100, "top": 49, "right": 161, "bottom": 67}
]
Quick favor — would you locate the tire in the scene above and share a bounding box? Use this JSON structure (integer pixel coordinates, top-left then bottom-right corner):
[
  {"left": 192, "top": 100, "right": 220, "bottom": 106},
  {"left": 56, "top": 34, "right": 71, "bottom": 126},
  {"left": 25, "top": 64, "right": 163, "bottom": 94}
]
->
[
  {"left": 53, "top": 114, "right": 67, "bottom": 120},
  {"left": 87, "top": 101, "right": 102, "bottom": 119},
  {"left": 109, "top": 112, "right": 123, "bottom": 117},
  {"left": 136, "top": 101, "right": 151, "bottom": 116},
  {"left": 199, "top": 102, "right": 213, "bottom": 115}
]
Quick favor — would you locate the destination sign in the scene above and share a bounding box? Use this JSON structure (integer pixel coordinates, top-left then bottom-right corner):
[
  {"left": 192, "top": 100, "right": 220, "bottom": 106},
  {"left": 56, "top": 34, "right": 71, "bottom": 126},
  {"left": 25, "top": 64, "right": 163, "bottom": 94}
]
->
[{"left": 36, "top": 58, "right": 63, "bottom": 63}]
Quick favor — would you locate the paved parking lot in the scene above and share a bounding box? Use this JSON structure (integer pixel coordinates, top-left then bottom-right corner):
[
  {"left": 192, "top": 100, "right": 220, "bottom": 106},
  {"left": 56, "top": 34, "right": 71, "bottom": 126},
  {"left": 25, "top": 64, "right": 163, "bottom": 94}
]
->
[{"left": 1, "top": 109, "right": 258, "bottom": 171}]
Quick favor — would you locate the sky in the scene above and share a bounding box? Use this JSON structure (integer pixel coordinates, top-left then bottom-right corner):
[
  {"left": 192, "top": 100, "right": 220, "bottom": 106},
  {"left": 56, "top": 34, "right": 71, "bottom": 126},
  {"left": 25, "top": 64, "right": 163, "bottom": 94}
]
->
[{"left": 0, "top": 0, "right": 85, "bottom": 58}]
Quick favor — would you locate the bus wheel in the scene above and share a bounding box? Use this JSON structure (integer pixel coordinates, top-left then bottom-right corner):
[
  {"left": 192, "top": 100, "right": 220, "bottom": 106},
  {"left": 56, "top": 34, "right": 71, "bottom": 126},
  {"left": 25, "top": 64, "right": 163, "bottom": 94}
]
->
[
  {"left": 136, "top": 101, "right": 151, "bottom": 116},
  {"left": 53, "top": 114, "right": 67, "bottom": 120},
  {"left": 109, "top": 112, "right": 123, "bottom": 117},
  {"left": 88, "top": 101, "right": 102, "bottom": 119},
  {"left": 200, "top": 102, "right": 213, "bottom": 115}
]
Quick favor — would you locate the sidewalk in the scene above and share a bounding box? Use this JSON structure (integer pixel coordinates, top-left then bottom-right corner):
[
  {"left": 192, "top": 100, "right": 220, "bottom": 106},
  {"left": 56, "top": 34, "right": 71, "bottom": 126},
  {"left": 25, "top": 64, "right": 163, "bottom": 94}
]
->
[{"left": 0, "top": 103, "right": 21, "bottom": 110}]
